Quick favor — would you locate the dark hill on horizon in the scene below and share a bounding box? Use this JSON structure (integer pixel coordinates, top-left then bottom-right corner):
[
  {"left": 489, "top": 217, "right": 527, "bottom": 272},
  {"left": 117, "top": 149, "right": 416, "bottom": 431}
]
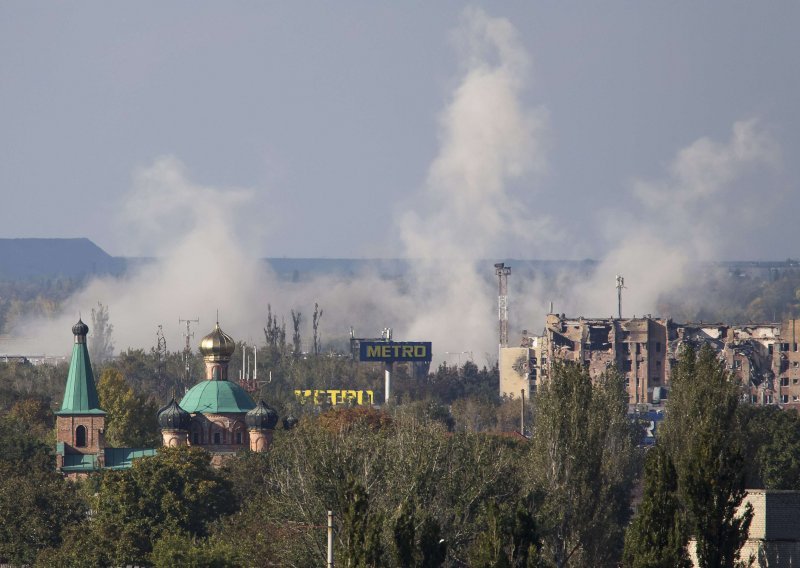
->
[{"left": 0, "top": 238, "right": 125, "bottom": 280}]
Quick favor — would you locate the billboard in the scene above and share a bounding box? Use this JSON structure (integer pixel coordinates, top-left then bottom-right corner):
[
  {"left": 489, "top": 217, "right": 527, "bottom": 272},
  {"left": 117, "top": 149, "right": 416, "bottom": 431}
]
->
[
  {"left": 359, "top": 341, "right": 432, "bottom": 363},
  {"left": 295, "top": 389, "right": 374, "bottom": 406}
]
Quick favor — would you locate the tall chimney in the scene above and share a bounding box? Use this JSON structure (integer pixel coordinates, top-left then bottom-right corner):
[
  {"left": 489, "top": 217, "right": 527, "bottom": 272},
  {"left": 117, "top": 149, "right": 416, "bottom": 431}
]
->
[{"left": 495, "top": 263, "right": 511, "bottom": 347}]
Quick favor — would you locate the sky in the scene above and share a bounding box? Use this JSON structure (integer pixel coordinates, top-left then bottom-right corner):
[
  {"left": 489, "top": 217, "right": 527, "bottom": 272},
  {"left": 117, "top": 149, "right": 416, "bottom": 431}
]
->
[
  {"left": 1, "top": 3, "right": 799, "bottom": 360},
  {"left": 2, "top": 2, "right": 797, "bottom": 261}
]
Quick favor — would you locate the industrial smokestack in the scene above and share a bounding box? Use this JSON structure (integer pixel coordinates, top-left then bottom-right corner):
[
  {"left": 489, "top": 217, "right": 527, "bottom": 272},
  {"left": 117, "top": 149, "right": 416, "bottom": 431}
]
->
[
  {"left": 616, "top": 275, "right": 625, "bottom": 319},
  {"left": 495, "top": 263, "right": 511, "bottom": 347}
]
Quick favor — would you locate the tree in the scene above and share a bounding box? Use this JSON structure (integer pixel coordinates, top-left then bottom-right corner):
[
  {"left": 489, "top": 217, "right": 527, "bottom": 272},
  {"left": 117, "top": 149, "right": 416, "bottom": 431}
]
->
[
  {"left": 97, "top": 368, "right": 159, "bottom": 447},
  {"left": 0, "top": 417, "right": 87, "bottom": 565},
  {"left": 91, "top": 446, "right": 236, "bottom": 565},
  {"left": 338, "top": 476, "right": 384, "bottom": 567},
  {"left": 740, "top": 404, "right": 800, "bottom": 490},
  {"left": 660, "top": 344, "right": 752, "bottom": 568},
  {"left": 291, "top": 309, "right": 302, "bottom": 355},
  {"left": 150, "top": 532, "right": 241, "bottom": 567},
  {"left": 89, "top": 301, "right": 114, "bottom": 365},
  {"left": 623, "top": 445, "right": 690, "bottom": 568},
  {"left": 529, "top": 362, "right": 638, "bottom": 567},
  {"left": 468, "top": 500, "right": 538, "bottom": 568},
  {"left": 313, "top": 302, "right": 324, "bottom": 355}
]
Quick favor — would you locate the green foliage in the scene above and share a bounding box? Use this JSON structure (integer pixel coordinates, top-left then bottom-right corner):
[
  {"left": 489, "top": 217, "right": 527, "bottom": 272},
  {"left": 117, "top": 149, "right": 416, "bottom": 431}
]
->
[
  {"left": 530, "top": 362, "right": 638, "bottom": 567},
  {"left": 97, "top": 368, "right": 159, "bottom": 447},
  {"left": 338, "top": 476, "right": 385, "bottom": 567},
  {"left": 215, "top": 409, "right": 524, "bottom": 566},
  {"left": 623, "top": 445, "right": 690, "bottom": 568},
  {"left": 660, "top": 344, "right": 752, "bottom": 568},
  {"left": 468, "top": 500, "right": 538, "bottom": 568},
  {"left": 0, "top": 414, "right": 88, "bottom": 566},
  {"left": 150, "top": 532, "right": 242, "bottom": 567},
  {"left": 87, "top": 446, "right": 236, "bottom": 565},
  {"left": 740, "top": 404, "right": 800, "bottom": 490},
  {"left": 393, "top": 500, "right": 416, "bottom": 566}
]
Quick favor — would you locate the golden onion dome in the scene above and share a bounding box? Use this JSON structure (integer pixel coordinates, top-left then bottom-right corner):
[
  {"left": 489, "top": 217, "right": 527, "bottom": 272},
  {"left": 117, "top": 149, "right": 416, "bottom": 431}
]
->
[{"left": 199, "top": 322, "right": 236, "bottom": 361}]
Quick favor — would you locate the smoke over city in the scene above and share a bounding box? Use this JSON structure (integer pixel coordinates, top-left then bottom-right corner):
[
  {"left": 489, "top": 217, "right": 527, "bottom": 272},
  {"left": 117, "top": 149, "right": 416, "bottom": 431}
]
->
[
  {"left": 567, "top": 119, "right": 781, "bottom": 319},
  {"left": 14, "top": 9, "right": 786, "bottom": 362}
]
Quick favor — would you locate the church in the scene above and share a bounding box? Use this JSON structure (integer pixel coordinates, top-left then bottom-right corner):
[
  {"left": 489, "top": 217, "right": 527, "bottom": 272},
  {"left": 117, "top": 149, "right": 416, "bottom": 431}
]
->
[{"left": 55, "top": 318, "right": 278, "bottom": 476}]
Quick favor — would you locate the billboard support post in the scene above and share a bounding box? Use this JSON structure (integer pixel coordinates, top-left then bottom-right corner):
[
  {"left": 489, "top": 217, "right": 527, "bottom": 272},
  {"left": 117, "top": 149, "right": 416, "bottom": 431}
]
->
[{"left": 385, "top": 363, "right": 391, "bottom": 405}]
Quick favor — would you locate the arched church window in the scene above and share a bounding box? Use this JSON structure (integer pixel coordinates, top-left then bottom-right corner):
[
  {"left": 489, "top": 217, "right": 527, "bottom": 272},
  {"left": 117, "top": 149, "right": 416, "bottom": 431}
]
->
[
  {"left": 236, "top": 432, "right": 243, "bottom": 445},
  {"left": 213, "top": 432, "right": 221, "bottom": 445},
  {"left": 76, "top": 425, "right": 87, "bottom": 447}
]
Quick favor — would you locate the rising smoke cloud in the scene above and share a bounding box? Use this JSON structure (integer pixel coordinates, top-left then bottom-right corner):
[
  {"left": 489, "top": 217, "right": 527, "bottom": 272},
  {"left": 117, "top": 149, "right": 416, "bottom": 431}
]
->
[
  {"left": 398, "top": 7, "right": 550, "bottom": 362},
  {"left": 569, "top": 119, "right": 781, "bottom": 318},
  {"left": 17, "top": 9, "right": 781, "bottom": 363},
  {"left": 18, "top": 7, "right": 552, "bottom": 366}
]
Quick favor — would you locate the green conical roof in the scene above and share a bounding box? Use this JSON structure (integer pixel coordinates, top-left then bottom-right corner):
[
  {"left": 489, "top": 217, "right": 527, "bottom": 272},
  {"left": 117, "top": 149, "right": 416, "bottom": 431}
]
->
[
  {"left": 180, "top": 380, "right": 256, "bottom": 414},
  {"left": 56, "top": 320, "right": 105, "bottom": 415}
]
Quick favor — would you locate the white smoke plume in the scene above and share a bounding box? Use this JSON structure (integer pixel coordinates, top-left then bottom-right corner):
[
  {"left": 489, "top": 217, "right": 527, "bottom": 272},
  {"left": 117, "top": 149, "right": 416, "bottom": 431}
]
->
[
  {"left": 398, "top": 7, "right": 550, "bottom": 362},
  {"left": 19, "top": 8, "right": 551, "bottom": 366},
  {"left": 570, "top": 119, "right": 781, "bottom": 318}
]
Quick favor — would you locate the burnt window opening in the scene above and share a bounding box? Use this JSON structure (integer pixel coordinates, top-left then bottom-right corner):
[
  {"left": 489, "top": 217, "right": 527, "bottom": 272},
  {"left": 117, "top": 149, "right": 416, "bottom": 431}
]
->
[
  {"left": 75, "top": 425, "right": 87, "bottom": 448},
  {"left": 782, "top": 377, "right": 790, "bottom": 387}
]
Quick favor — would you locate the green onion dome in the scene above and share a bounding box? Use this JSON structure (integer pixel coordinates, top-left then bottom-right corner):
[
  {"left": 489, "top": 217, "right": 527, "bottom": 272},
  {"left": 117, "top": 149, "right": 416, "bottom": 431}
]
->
[
  {"left": 180, "top": 380, "right": 256, "bottom": 414},
  {"left": 157, "top": 398, "right": 191, "bottom": 431},
  {"left": 199, "top": 322, "right": 236, "bottom": 362},
  {"left": 245, "top": 400, "right": 279, "bottom": 430}
]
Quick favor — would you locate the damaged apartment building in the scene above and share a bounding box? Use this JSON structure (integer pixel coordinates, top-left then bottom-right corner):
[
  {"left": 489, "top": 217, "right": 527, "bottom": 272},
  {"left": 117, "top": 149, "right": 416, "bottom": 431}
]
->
[{"left": 500, "top": 314, "right": 800, "bottom": 409}]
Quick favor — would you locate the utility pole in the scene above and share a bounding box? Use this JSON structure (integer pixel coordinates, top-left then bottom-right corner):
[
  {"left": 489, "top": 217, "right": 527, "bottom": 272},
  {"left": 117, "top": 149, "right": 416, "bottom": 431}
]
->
[
  {"left": 179, "top": 317, "right": 199, "bottom": 387},
  {"left": 382, "top": 327, "right": 392, "bottom": 405},
  {"left": 495, "top": 263, "right": 511, "bottom": 347},
  {"left": 327, "top": 510, "right": 334, "bottom": 567}
]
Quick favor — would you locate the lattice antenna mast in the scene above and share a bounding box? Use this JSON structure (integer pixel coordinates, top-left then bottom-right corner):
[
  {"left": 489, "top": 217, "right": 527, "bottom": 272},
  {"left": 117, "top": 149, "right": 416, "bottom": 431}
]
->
[
  {"left": 155, "top": 325, "right": 167, "bottom": 379},
  {"left": 178, "top": 317, "right": 199, "bottom": 384},
  {"left": 616, "top": 275, "right": 625, "bottom": 319},
  {"left": 495, "top": 263, "right": 511, "bottom": 347}
]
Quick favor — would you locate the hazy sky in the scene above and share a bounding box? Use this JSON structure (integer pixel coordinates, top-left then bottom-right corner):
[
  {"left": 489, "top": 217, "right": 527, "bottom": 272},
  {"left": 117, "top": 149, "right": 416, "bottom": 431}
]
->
[{"left": 1, "top": 2, "right": 798, "bottom": 261}]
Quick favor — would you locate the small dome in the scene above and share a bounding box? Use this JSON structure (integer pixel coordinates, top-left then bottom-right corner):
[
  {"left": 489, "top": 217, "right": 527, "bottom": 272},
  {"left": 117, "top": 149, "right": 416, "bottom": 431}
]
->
[
  {"left": 283, "top": 414, "right": 299, "bottom": 430},
  {"left": 72, "top": 319, "right": 89, "bottom": 337},
  {"left": 157, "top": 398, "right": 191, "bottom": 431},
  {"left": 246, "top": 400, "right": 279, "bottom": 430},
  {"left": 199, "top": 322, "right": 236, "bottom": 361}
]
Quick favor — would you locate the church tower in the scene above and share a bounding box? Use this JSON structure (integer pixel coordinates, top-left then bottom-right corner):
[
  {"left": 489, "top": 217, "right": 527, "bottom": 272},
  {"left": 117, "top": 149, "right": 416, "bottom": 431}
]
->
[
  {"left": 55, "top": 319, "right": 106, "bottom": 470},
  {"left": 178, "top": 322, "right": 257, "bottom": 463}
]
